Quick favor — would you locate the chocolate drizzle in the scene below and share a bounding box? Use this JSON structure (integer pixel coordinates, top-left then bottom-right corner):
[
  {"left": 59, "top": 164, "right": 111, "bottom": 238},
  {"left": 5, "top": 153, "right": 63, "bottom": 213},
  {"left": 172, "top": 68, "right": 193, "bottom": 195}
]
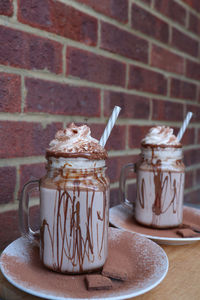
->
[
  {"left": 136, "top": 145, "right": 185, "bottom": 228},
  {"left": 40, "top": 162, "right": 109, "bottom": 273}
]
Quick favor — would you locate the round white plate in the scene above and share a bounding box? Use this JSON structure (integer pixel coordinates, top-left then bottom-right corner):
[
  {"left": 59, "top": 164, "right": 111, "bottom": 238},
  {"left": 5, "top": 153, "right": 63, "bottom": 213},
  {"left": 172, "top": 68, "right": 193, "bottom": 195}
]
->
[
  {"left": 109, "top": 205, "right": 200, "bottom": 245},
  {"left": 0, "top": 228, "right": 168, "bottom": 300}
]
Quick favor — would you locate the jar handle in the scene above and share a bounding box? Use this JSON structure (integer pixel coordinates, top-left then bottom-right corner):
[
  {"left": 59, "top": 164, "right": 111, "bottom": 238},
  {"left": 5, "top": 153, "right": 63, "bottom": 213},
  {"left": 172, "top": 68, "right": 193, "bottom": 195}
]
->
[
  {"left": 19, "top": 179, "right": 40, "bottom": 247},
  {"left": 119, "top": 163, "right": 136, "bottom": 210}
]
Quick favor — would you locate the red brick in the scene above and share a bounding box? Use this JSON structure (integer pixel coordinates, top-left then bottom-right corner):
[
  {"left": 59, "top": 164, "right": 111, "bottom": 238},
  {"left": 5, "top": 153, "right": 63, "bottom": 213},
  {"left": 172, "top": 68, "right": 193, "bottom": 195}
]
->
[
  {"left": 151, "top": 45, "right": 185, "bottom": 75},
  {"left": 128, "top": 65, "right": 167, "bottom": 95},
  {"left": 186, "top": 104, "right": 200, "bottom": 123},
  {"left": 110, "top": 188, "right": 120, "bottom": 207},
  {"left": 100, "top": 22, "right": 148, "bottom": 63},
  {"left": 131, "top": 4, "right": 169, "bottom": 44},
  {"left": 141, "top": 0, "right": 151, "bottom": 5},
  {"left": 90, "top": 123, "right": 126, "bottom": 151},
  {"left": 18, "top": 0, "right": 97, "bottom": 46},
  {"left": 0, "top": 25, "right": 62, "bottom": 73},
  {"left": 0, "top": 73, "right": 21, "bottom": 112},
  {"left": 107, "top": 155, "right": 137, "bottom": 183},
  {"left": 0, "top": 167, "right": 16, "bottom": 204},
  {"left": 25, "top": 78, "right": 101, "bottom": 117},
  {"left": 198, "top": 129, "right": 200, "bottom": 143},
  {"left": 182, "top": 0, "right": 200, "bottom": 13},
  {"left": 189, "top": 13, "right": 200, "bottom": 36},
  {"left": 0, "top": 206, "right": 39, "bottom": 251},
  {"left": 152, "top": 99, "right": 184, "bottom": 121},
  {"left": 195, "top": 169, "right": 200, "bottom": 185},
  {"left": 171, "top": 28, "right": 199, "bottom": 57},
  {"left": 74, "top": 0, "right": 128, "bottom": 23},
  {"left": 0, "top": 0, "right": 13, "bottom": 16},
  {"left": 128, "top": 125, "right": 151, "bottom": 149},
  {"left": 186, "top": 60, "right": 200, "bottom": 81},
  {"left": 184, "top": 148, "right": 200, "bottom": 166},
  {"left": 66, "top": 47, "right": 126, "bottom": 87},
  {"left": 185, "top": 170, "right": 194, "bottom": 189},
  {"left": 175, "top": 127, "right": 195, "bottom": 146},
  {"left": 0, "top": 121, "right": 62, "bottom": 158},
  {"left": 154, "top": 0, "right": 186, "bottom": 25},
  {"left": 104, "top": 91, "right": 150, "bottom": 119},
  {"left": 184, "top": 189, "right": 200, "bottom": 206},
  {"left": 170, "top": 78, "right": 197, "bottom": 101},
  {"left": 127, "top": 182, "right": 137, "bottom": 204},
  {"left": 19, "top": 163, "right": 46, "bottom": 196}
]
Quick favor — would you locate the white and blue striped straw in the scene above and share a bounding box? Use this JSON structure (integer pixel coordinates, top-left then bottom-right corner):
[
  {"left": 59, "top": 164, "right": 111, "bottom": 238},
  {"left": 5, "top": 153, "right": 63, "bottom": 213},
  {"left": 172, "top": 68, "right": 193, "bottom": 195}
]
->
[
  {"left": 177, "top": 112, "right": 193, "bottom": 142},
  {"left": 99, "top": 106, "right": 121, "bottom": 147}
]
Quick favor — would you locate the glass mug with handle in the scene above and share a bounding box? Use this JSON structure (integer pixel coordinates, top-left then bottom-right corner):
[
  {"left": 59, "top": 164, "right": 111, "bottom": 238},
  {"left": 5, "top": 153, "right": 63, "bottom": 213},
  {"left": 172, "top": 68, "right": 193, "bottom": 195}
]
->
[
  {"left": 119, "top": 126, "right": 185, "bottom": 228},
  {"left": 19, "top": 124, "right": 109, "bottom": 274}
]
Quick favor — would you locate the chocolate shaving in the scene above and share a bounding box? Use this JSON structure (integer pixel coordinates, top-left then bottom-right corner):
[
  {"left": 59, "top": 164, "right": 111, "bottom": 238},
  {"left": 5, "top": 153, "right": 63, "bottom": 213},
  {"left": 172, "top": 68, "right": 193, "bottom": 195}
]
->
[
  {"left": 85, "top": 274, "right": 113, "bottom": 290},
  {"left": 176, "top": 229, "right": 199, "bottom": 238}
]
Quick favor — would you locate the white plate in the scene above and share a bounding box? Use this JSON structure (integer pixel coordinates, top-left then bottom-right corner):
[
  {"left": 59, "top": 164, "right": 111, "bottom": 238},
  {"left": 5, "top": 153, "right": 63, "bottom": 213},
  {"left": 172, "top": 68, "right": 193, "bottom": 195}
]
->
[
  {"left": 0, "top": 228, "right": 168, "bottom": 300},
  {"left": 109, "top": 205, "right": 200, "bottom": 245}
]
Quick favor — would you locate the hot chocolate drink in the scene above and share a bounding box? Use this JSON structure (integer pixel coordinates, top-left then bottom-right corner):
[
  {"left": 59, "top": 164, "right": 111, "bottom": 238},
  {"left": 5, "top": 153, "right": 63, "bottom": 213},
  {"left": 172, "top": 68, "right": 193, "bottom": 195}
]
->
[
  {"left": 20, "top": 123, "right": 109, "bottom": 274},
  {"left": 120, "top": 126, "right": 185, "bottom": 229},
  {"left": 135, "top": 126, "right": 185, "bottom": 228}
]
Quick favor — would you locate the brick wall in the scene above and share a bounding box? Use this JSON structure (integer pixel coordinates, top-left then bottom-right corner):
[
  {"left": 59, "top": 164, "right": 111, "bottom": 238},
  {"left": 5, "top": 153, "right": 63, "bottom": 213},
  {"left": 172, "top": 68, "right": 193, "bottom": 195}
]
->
[{"left": 0, "top": 0, "right": 200, "bottom": 249}]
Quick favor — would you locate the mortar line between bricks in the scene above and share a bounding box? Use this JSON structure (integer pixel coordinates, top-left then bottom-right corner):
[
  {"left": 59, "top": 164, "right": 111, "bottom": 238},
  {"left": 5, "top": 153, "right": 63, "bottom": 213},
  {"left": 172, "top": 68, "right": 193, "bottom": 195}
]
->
[
  {"left": 0, "top": 156, "right": 45, "bottom": 167},
  {"left": 151, "top": 0, "right": 155, "bottom": 9},
  {"left": 131, "top": 0, "right": 200, "bottom": 41},
  {"left": 62, "top": 44, "right": 67, "bottom": 76},
  {"left": 0, "top": 50, "right": 200, "bottom": 89},
  {"left": 97, "top": 19, "right": 101, "bottom": 48},
  {"left": 125, "top": 125, "right": 129, "bottom": 150},
  {"left": 167, "top": 77, "right": 171, "bottom": 98},
  {"left": 168, "top": 25, "right": 172, "bottom": 45},
  {"left": 194, "top": 127, "right": 198, "bottom": 145},
  {"left": 21, "top": 75, "right": 25, "bottom": 113},
  {"left": 185, "top": 163, "right": 200, "bottom": 172},
  {"left": 1, "top": 113, "right": 200, "bottom": 129},
  {"left": 12, "top": 0, "right": 18, "bottom": 21},
  {"left": 193, "top": 169, "right": 197, "bottom": 186},
  {"left": 0, "top": 10, "right": 200, "bottom": 64},
  {"left": 125, "top": 64, "right": 130, "bottom": 89},
  {"left": 0, "top": 198, "right": 39, "bottom": 213},
  {"left": 184, "top": 184, "right": 200, "bottom": 195},
  {"left": 175, "top": 0, "right": 200, "bottom": 18},
  {"left": 100, "top": 90, "right": 104, "bottom": 119},
  {"left": 148, "top": 42, "right": 152, "bottom": 65},
  {"left": 185, "top": 7, "right": 190, "bottom": 29},
  {"left": 149, "top": 98, "right": 153, "bottom": 121},
  {"left": 128, "top": 0, "right": 132, "bottom": 27},
  {"left": 14, "top": 166, "right": 20, "bottom": 202}
]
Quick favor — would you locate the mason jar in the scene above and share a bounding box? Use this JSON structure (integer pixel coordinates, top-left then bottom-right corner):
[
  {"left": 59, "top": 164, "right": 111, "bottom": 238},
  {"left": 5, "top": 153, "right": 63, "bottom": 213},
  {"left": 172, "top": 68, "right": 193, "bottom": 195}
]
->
[{"left": 19, "top": 156, "right": 110, "bottom": 274}]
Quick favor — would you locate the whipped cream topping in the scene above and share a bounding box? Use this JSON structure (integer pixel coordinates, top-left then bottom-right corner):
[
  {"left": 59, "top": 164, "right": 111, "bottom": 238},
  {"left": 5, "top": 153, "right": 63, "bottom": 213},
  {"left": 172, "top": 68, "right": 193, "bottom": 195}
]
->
[
  {"left": 142, "top": 126, "right": 180, "bottom": 145},
  {"left": 46, "top": 123, "right": 107, "bottom": 160}
]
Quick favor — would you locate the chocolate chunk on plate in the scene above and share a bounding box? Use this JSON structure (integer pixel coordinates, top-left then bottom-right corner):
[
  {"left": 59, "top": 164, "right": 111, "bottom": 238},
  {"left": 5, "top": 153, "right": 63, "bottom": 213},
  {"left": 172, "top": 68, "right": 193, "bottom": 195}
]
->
[
  {"left": 176, "top": 228, "right": 199, "bottom": 238},
  {"left": 102, "top": 264, "right": 128, "bottom": 281},
  {"left": 85, "top": 274, "right": 113, "bottom": 290}
]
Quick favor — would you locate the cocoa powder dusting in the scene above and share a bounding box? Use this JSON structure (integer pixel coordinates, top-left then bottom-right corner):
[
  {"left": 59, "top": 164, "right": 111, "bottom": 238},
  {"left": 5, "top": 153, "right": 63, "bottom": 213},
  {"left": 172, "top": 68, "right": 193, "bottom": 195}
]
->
[
  {"left": 1, "top": 228, "right": 167, "bottom": 299},
  {"left": 110, "top": 205, "right": 200, "bottom": 239}
]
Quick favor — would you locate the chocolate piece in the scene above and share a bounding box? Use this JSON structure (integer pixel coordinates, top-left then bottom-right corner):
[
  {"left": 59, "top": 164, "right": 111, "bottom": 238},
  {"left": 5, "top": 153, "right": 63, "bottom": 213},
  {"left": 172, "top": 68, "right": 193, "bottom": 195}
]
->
[
  {"left": 176, "top": 229, "right": 199, "bottom": 238},
  {"left": 102, "top": 264, "right": 128, "bottom": 281},
  {"left": 85, "top": 274, "right": 113, "bottom": 290}
]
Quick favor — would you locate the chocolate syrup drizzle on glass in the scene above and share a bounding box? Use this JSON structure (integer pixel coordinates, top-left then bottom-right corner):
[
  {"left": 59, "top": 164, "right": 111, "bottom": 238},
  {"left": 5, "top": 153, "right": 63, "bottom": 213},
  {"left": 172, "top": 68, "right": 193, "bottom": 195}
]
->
[
  {"left": 40, "top": 159, "right": 109, "bottom": 274},
  {"left": 137, "top": 145, "right": 184, "bottom": 223}
]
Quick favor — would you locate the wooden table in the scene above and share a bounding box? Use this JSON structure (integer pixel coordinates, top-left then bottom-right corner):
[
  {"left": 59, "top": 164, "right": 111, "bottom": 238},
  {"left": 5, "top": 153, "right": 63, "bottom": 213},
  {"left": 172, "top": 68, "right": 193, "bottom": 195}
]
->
[{"left": 0, "top": 241, "right": 200, "bottom": 300}]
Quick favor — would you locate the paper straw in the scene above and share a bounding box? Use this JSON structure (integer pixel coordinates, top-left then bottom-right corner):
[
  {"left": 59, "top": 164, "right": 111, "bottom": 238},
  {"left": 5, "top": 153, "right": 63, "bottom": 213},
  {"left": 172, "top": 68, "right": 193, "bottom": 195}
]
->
[
  {"left": 177, "top": 112, "right": 193, "bottom": 142},
  {"left": 99, "top": 106, "right": 121, "bottom": 147}
]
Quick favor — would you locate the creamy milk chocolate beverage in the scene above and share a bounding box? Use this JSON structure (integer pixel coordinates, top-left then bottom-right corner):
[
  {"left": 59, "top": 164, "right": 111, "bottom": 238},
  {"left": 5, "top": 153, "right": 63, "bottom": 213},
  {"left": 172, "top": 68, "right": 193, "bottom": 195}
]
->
[
  {"left": 19, "top": 123, "right": 109, "bottom": 274},
  {"left": 120, "top": 126, "right": 185, "bottom": 228}
]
